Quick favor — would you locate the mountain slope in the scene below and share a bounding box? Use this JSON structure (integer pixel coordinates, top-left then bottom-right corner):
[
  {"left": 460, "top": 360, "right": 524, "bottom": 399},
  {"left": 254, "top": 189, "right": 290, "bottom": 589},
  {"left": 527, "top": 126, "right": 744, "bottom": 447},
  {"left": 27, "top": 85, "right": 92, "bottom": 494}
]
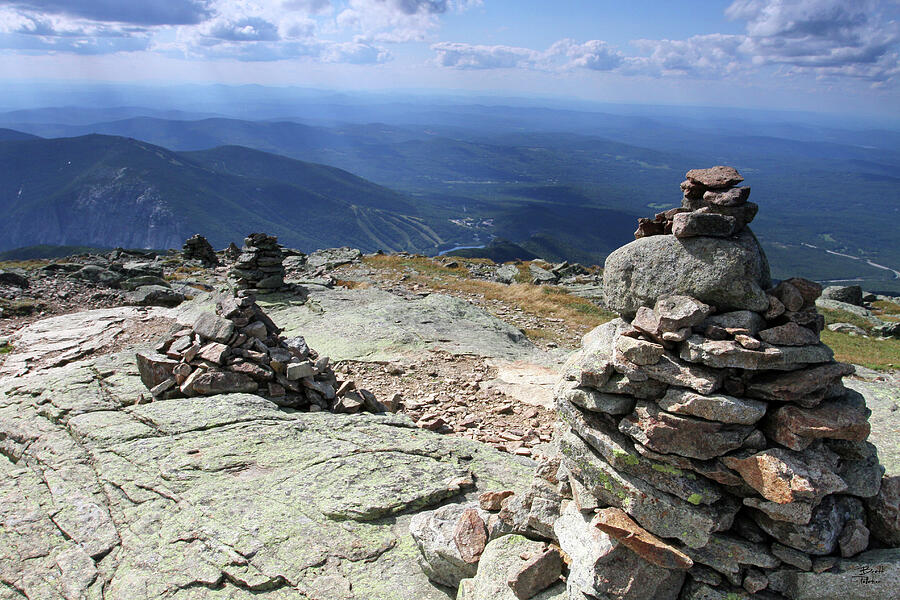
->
[
  {"left": 0, "top": 134, "right": 450, "bottom": 253},
  {"left": 0, "top": 128, "right": 39, "bottom": 141}
]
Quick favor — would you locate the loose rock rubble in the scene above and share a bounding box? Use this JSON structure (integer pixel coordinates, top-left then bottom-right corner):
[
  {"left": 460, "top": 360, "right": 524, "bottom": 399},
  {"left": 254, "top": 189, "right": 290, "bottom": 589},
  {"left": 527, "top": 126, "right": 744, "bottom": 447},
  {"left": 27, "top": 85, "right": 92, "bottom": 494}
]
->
[
  {"left": 228, "top": 232, "right": 288, "bottom": 293},
  {"left": 411, "top": 167, "right": 900, "bottom": 600},
  {"left": 136, "top": 293, "right": 391, "bottom": 414}
]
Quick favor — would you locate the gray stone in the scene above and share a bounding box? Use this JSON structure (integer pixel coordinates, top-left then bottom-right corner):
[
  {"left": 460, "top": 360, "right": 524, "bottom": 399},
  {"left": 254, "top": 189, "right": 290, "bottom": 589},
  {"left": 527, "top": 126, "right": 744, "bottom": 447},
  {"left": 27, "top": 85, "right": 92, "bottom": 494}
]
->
[
  {"left": 759, "top": 322, "right": 820, "bottom": 346},
  {"left": 559, "top": 429, "right": 738, "bottom": 548},
  {"left": 559, "top": 384, "right": 635, "bottom": 415},
  {"left": 189, "top": 371, "right": 259, "bottom": 395},
  {"left": 507, "top": 548, "right": 564, "bottom": 600},
  {"left": 704, "top": 186, "right": 750, "bottom": 206},
  {"left": 815, "top": 298, "right": 877, "bottom": 320},
  {"left": 306, "top": 247, "right": 362, "bottom": 270},
  {"left": 866, "top": 475, "right": 900, "bottom": 546},
  {"left": 658, "top": 387, "right": 767, "bottom": 425},
  {"left": 680, "top": 335, "right": 833, "bottom": 371},
  {"left": 771, "top": 548, "right": 900, "bottom": 600},
  {"left": 192, "top": 311, "right": 235, "bottom": 343},
  {"left": 496, "top": 263, "right": 520, "bottom": 284},
  {"left": 638, "top": 351, "right": 724, "bottom": 394},
  {"left": 135, "top": 350, "right": 179, "bottom": 389},
  {"left": 686, "top": 166, "right": 744, "bottom": 189},
  {"left": 285, "top": 361, "right": 316, "bottom": 380},
  {"left": 827, "top": 322, "right": 868, "bottom": 336},
  {"left": 721, "top": 446, "right": 847, "bottom": 507},
  {"left": 827, "top": 440, "right": 884, "bottom": 498},
  {"left": 771, "top": 542, "right": 813, "bottom": 571},
  {"left": 821, "top": 285, "right": 863, "bottom": 306},
  {"left": 616, "top": 335, "right": 665, "bottom": 365},
  {"left": 702, "top": 310, "right": 766, "bottom": 335},
  {"left": 558, "top": 398, "right": 723, "bottom": 505},
  {"left": 752, "top": 494, "right": 864, "bottom": 555},
  {"left": 553, "top": 503, "right": 684, "bottom": 600},
  {"left": 619, "top": 401, "right": 756, "bottom": 460},
  {"left": 680, "top": 533, "right": 780, "bottom": 579},
  {"left": 603, "top": 228, "right": 771, "bottom": 320},
  {"left": 678, "top": 580, "right": 761, "bottom": 600},
  {"left": 456, "top": 535, "right": 565, "bottom": 600},
  {"left": 409, "top": 502, "right": 492, "bottom": 588},
  {"left": 838, "top": 518, "right": 869, "bottom": 557},
  {"left": 745, "top": 362, "right": 855, "bottom": 407},
  {"left": 672, "top": 211, "right": 736, "bottom": 238},
  {"left": 69, "top": 264, "right": 122, "bottom": 287}
]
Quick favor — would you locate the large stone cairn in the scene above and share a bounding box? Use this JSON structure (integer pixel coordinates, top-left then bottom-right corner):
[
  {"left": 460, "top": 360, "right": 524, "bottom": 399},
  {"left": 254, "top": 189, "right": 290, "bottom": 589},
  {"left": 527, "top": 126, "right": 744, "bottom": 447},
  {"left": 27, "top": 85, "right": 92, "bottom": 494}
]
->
[
  {"left": 182, "top": 234, "right": 219, "bottom": 267},
  {"left": 549, "top": 167, "right": 898, "bottom": 599},
  {"left": 228, "top": 233, "right": 286, "bottom": 293},
  {"left": 136, "top": 294, "right": 389, "bottom": 414}
]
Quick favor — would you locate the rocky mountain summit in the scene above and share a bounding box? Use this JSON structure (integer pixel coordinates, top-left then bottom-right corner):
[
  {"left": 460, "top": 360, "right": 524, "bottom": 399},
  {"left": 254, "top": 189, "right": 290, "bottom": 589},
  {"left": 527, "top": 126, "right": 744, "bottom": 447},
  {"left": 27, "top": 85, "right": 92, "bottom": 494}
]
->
[{"left": 0, "top": 168, "right": 898, "bottom": 599}]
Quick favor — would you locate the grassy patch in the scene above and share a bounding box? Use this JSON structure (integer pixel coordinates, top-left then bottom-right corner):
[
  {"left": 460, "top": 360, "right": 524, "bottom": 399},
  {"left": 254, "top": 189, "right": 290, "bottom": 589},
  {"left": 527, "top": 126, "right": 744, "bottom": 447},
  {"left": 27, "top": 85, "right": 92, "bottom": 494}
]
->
[
  {"left": 0, "top": 297, "right": 42, "bottom": 317},
  {"left": 0, "top": 345, "right": 11, "bottom": 354},
  {"left": 0, "top": 259, "right": 48, "bottom": 270},
  {"left": 361, "top": 254, "right": 616, "bottom": 334},
  {"left": 820, "top": 307, "right": 876, "bottom": 333},
  {"left": 821, "top": 330, "right": 900, "bottom": 371}
]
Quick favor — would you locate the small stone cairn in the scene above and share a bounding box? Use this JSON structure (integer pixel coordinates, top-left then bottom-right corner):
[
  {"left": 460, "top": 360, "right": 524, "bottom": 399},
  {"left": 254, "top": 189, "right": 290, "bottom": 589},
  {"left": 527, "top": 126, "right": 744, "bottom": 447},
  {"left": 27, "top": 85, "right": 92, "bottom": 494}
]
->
[
  {"left": 228, "top": 233, "right": 286, "bottom": 293},
  {"left": 547, "top": 166, "right": 898, "bottom": 599},
  {"left": 635, "top": 165, "right": 758, "bottom": 240},
  {"left": 182, "top": 234, "right": 219, "bottom": 267},
  {"left": 136, "top": 294, "right": 391, "bottom": 414}
]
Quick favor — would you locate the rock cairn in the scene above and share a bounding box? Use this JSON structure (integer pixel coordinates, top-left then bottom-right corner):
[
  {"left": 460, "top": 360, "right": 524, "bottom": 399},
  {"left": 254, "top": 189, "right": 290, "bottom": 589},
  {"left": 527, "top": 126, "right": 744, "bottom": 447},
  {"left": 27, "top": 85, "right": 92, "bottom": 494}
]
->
[
  {"left": 182, "top": 234, "right": 219, "bottom": 267},
  {"left": 635, "top": 165, "right": 758, "bottom": 240},
  {"left": 136, "top": 294, "right": 390, "bottom": 414},
  {"left": 548, "top": 166, "right": 896, "bottom": 600},
  {"left": 228, "top": 233, "right": 286, "bottom": 293}
]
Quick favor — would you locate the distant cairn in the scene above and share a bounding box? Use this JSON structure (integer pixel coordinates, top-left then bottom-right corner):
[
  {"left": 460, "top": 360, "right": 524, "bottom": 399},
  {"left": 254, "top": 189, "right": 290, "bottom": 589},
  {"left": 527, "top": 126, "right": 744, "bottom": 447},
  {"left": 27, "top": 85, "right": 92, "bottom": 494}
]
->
[
  {"left": 182, "top": 234, "right": 219, "bottom": 267},
  {"left": 228, "top": 233, "right": 286, "bottom": 293}
]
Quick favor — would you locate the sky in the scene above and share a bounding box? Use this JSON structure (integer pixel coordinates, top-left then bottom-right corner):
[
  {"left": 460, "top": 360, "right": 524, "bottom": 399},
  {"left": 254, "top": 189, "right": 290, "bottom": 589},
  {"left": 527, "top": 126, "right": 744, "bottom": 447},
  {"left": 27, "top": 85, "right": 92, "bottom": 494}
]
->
[{"left": 0, "top": 0, "right": 898, "bottom": 118}]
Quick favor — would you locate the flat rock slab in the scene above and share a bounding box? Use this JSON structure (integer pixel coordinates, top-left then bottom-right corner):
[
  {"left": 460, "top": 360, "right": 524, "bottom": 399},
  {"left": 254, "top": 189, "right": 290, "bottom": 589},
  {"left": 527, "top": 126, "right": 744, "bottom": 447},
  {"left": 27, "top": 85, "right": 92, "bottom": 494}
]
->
[
  {"left": 772, "top": 548, "right": 900, "bottom": 600},
  {"left": 845, "top": 378, "right": 900, "bottom": 476},
  {"left": 0, "top": 352, "right": 535, "bottom": 600},
  {"left": 0, "top": 306, "right": 172, "bottom": 376},
  {"left": 257, "top": 287, "right": 550, "bottom": 364}
]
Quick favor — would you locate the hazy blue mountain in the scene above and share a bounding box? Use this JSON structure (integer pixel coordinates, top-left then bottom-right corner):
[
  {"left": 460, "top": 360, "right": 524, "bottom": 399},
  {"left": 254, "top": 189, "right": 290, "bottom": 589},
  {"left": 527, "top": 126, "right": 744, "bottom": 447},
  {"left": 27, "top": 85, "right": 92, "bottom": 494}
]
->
[
  {"left": 0, "top": 128, "right": 39, "bottom": 141},
  {"left": 0, "top": 134, "right": 458, "bottom": 253}
]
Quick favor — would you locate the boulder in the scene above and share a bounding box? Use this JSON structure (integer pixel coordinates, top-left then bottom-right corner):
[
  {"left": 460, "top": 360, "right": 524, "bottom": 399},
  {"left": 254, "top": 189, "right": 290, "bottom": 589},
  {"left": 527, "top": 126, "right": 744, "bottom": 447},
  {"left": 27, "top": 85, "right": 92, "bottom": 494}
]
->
[
  {"left": 657, "top": 387, "right": 767, "bottom": 425},
  {"left": 188, "top": 371, "right": 258, "bottom": 395},
  {"left": 496, "top": 264, "right": 520, "bottom": 284},
  {"left": 135, "top": 351, "right": 178, "bottom": 389},
  {"left": 457, "top": 535, "right": 565, "bottom": 600},
  {"left": 603, "top": 228, "right": 771, "bottom": 319},
  {"left": 680, "top": 335, "right": 833, "bottom": 372},
  {"left": 685, "top": 166, "right": 744, "bottom": 189},
  {"left": 821, "top": 285, "right": 863, "bottom": 306},
  {"left": 671, "top": 212, "right": 736, "bottom": 238},
  {"left": 866, "top": 475, "right": 900, "bottom": 546},
  {"left": 69, "top": 265, "right": 122, "bottom": 288},
  {"left": 766, "top": 394, "right": 871, "bottom": 451},
  {"left": 410, "top": 502, "right": 493, "bottom": 588},
  {"left": 592, "top": 507, "right": 693, "bottom": 570},
  {"left": 752, "top": 494, "right": 864, "bottom": 555},
  {"left": 0, "top": 270, "right": 29, "bottom": 288},
  {"left": 126, "top": 285, "right": 185, "bottom": 307},
  {"left": 721, "top": 447, "right": 847, "bottom": 506},
  {"left": 618, "top": 400, "right": 757, "bottom": 460},
  {"left": 553, "top": 503, "right": 685, "bottom": 600},
  {"left": 827, "top": 322, "right": 868, "bottom": 336}
]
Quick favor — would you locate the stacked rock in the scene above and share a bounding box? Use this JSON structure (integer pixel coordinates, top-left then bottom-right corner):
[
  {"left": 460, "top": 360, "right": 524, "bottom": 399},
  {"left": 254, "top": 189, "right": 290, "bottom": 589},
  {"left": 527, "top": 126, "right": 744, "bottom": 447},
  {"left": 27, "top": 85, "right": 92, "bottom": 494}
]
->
[
  {"left": 550, "top": 167, "right": 896, "bottom": 600},
  {"left": 136, "top": 294, "right": 390, "bottom": 414},
  {"left": 228, "top": 233, "right": 286, "bottom": 293},
  {"left": 182, "top": 234, "right": 219, "bottom": 267},
  {"left": 635, "top": 166, "right": 758, "bottom": 240}
]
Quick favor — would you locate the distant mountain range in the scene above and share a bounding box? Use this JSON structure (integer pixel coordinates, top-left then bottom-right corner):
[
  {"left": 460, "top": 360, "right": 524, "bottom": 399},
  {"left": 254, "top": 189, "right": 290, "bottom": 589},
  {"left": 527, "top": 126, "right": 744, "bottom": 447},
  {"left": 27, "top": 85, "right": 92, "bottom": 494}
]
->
[
  {"left": 0, "top": 134, "right": 458, "bottom": 253},
  {"left": 0, "top": 101, "right": 898, "bottom": 292}
]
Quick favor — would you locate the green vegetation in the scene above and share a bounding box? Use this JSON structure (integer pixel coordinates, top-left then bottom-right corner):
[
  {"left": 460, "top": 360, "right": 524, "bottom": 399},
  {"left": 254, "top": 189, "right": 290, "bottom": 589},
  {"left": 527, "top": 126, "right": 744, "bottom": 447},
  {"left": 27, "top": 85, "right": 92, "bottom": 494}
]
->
[
  {"left": 822, "top": 331, "right": 900, "bottom": 371},
  {"left": 820, "top": 307, "right": 878, "bottom": 333}
]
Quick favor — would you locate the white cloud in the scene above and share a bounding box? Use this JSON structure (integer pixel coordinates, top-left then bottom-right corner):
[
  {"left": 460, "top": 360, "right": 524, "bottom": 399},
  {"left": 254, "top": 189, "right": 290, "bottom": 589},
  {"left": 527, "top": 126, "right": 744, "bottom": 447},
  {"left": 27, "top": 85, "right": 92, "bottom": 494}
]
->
[
  {"left": 431, "top": 41, "right": 540, "bottom": 69},
  {"left": 726, "top": 0, "right": 900, "bottom": 81}
]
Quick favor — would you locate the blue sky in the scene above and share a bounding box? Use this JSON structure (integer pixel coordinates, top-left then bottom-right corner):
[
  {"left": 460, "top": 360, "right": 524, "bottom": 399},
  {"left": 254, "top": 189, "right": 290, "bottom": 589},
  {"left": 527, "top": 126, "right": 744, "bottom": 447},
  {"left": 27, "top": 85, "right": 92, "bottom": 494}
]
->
[{"left": 0, "top": 1, "right": 898, "bottom": 117}]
